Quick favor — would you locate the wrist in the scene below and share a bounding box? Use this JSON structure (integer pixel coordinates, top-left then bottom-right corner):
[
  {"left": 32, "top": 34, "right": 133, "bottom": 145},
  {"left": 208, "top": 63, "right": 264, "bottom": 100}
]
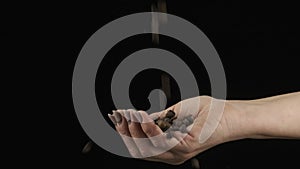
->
[
  {"left": 217, "top": 92, "right": 300, "bottom": 143},
  {"left": 222, "top": 100, "right": 264, "bottom": 141}
]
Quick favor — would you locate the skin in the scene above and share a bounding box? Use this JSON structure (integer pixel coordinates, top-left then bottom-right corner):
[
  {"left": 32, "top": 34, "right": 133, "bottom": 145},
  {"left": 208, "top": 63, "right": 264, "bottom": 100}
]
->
[{"left": 110, "top": 92, "right": 300, "bottom": 165}]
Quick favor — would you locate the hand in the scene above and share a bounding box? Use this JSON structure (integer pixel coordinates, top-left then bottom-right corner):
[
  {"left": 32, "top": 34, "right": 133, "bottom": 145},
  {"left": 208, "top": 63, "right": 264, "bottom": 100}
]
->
[
  {"left": 108, "top": 92, "right": 300, "bottom": 165},
  {"left": 108, "top": 96, "right": 236, "bottom": 165}
]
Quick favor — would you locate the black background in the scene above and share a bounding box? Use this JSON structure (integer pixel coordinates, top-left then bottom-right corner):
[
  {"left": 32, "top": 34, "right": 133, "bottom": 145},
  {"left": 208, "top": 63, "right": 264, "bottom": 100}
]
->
[{"left": 19, "top": 0, "right": 300, "bottom": 168}]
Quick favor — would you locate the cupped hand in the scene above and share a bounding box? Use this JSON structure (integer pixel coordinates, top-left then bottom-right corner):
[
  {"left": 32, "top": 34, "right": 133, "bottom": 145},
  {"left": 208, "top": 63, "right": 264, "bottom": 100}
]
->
[{"left": 108, "top": 96, "right": 234, "bottom": 165}]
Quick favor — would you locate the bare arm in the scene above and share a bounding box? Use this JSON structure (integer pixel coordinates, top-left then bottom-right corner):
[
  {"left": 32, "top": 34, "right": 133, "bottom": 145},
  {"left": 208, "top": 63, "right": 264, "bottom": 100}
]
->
[
  {"left": 227, "top": 92, "right": 300, "bottom": 140},
  {"left": 110, "top": 92, "right": 300, "bottom": 164}
]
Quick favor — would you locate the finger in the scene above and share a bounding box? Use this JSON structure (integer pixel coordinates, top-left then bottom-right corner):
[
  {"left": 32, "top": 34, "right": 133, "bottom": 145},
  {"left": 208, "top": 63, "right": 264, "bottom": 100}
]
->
[
  {"left": 128, "top": 110, "right": 147, "bottom": 138},
  {"left": 114, "top": 111, "right": 142, "bottom": 158},
  {"left": 108, "top": 114, "right": 117, "bottom": 125},
  {"left": 168, "top": 131, "right": 196, "bottom": 154},
  {"left": 159, "top": 105, "right": 177, "bottom": 117},
  {"left": 139, "top": 111, "right": 167, "bottom": 146},
  {"left": 149, "top": 112, "right": 161, "bottom": 120},
  {"left": 168, "top": 97, "right": 202, "bottom": 120},
  {"left": 127, "top": 110, "right": 157, "bottom": 158},
  {"left": 171, "top": 131, "right": 188, "bottom": 142},
  {"left": 158, "top": 104, "right": 183, "bottom": 120},
  {"left": 119, "top": 109, "right": 131, "bottom": 123},
  {"left": 139, "top": 111, "right": 163, "bottom": 136}
]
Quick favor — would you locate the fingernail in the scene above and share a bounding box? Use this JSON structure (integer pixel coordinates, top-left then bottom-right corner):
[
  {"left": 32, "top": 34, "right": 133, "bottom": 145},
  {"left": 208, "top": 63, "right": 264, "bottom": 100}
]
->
[
  {"left": 140, "top": 111, "right": 153, "bottom": 123},
  {"left": 113, "top": 111, "right": 122, "bottom": 124},
  {"left": 130, "top": 111, "right": 138, "bottom": 123},
  {"left": 108, "top": 114, "right": 117, "bottom": 125},
  {"left": 124, "top": 110, "right": 131, "bottom": 124},
  {"left": 130, "top": 111, "right": 142, "bottom": 123},
  {"left": 135, "top": 111, "right": 143, "bottom": 123},
  {"left": 117, "top": 109, "right": 125, "bottom": 116}
]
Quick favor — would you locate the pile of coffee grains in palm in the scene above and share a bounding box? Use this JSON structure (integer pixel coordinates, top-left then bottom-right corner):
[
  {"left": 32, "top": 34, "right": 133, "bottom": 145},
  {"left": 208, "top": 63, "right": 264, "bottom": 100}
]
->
[
  {"left": 154, "top": 110, "right": 176, "bottom": 132},
  {"left": 154, "top": 110, "right": 199, "bottom": 168},
  {"left": 154, "top": 110, "right": 194, "bottom": 138}
]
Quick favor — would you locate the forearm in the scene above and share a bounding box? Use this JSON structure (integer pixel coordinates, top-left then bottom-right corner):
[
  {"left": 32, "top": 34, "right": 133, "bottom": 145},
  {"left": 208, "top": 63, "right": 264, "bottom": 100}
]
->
[{"left": 226, "top": 92, "right": 300, "bottom": 141}]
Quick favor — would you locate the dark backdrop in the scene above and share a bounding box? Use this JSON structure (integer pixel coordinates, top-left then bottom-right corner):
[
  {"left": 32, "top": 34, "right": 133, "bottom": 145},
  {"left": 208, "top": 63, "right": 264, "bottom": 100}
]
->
[{"left": 55, "top": 0, "right": 300, "bottom": 168}]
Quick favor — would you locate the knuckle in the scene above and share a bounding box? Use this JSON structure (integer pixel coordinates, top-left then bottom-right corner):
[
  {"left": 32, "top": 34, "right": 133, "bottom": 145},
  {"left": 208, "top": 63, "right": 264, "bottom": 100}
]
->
[
  {"left": 183, "top": 136, "right": 194, "bottom": 143},
  {"left": 142, "top": 126, "right": 153, "bottom": 136},
  {"left": 116, "top": 128, "right": 128, "bottom": 136},
  {"left": 129, "top": 130, "right": 138, "bottom": 137},
  {"left": 128, "top": 124, "right": 136, "bottom": 132}
]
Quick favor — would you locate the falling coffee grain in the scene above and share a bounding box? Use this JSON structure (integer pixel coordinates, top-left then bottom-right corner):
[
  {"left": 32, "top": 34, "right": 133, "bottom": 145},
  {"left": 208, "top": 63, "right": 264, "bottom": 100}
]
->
[
  {"left": 82, "top": 140, "right": 93, "bottom": 154},
  {"left": 191, "top": 158, "right": 200, "bottom": 169},
  {"left": 154, "top": 109, "right": 195, "bottom": 135}
]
